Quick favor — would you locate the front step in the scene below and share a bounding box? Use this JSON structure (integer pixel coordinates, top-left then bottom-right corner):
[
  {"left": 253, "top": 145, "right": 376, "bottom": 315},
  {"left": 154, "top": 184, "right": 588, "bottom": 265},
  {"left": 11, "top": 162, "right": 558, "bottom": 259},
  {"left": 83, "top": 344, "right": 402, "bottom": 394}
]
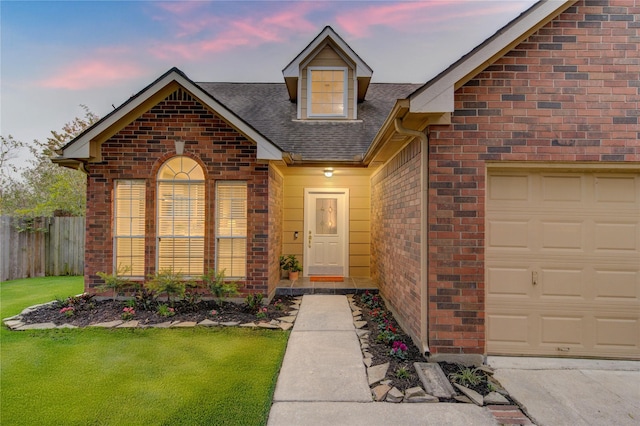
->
[{"left": 275, "top": 287, "right": 378, "bottom": 296}]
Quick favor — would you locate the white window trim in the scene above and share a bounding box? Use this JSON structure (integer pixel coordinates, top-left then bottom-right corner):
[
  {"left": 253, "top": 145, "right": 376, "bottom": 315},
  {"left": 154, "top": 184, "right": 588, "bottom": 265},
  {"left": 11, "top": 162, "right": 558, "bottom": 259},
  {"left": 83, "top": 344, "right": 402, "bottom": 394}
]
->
[{"left": 307, "top": 66, "right": 348, "bottom": 118}]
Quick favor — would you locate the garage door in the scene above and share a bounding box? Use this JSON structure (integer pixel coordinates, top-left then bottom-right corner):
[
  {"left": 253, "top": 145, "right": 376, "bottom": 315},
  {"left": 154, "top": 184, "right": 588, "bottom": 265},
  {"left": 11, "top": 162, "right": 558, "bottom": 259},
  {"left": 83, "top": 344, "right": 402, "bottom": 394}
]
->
[{"left": 486, "top": 168, "right": 640, "bottom": 359}]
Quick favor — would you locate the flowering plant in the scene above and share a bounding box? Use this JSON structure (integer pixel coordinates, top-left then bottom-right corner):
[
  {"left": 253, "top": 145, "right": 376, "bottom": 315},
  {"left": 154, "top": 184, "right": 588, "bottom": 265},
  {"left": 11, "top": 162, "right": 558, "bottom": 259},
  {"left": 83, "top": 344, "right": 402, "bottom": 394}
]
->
[
  {"left": 256, "top": 307, "right": 268, "bottom": 320},
  {"left": 274, "top": 299, "right": 285, "bottom": 311},
  {"left": 209, "top": 309, "right": 218, "bottom": 317},
  {"left": 157, "top": 304, "right": 175, "bottom": 317},
  {"left": 60, "top": 307, "right": 75, "bottom": 318},
  {"left": 122, "top": 307, "right": 135, "bottom": 320},
  {"left": 390, "top": 341, "right": 408, "bottom": 360}
]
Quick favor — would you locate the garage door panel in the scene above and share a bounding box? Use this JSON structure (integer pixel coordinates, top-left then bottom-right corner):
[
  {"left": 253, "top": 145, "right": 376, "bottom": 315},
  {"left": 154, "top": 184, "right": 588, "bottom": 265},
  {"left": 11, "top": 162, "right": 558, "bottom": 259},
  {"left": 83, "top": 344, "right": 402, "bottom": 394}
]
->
[
  {"left": 595, "top": 317, "right": 639, "bottom": 348},
  {"left": 540, "top": 315, "right": 584, "bottom": 345},
  {"left": 487, "top": 168, "right": 640, "bottom": 360},
  {"left": 487, "top": 314, "right": 530, "bottom": 344},
  {"left": 594, "top": 222, "right": 638, "bottom": 252},
  {"left": 542, "top": 175, "right": 583, "bottom": 201},
  {"left": 540, "top": 268, "right": 584, "bottom": 299},
  {"left": 487, "top": 267, "right": 531, "bottom": 297},
  {"left": 488, "top": 220, "right": 529, "bottom": 248},
  {"left": 594, "top": 270, "right": 639, "bottom": 300},
  {"left": 488, "top": 175, "right": 530, "bottom": 201},
  {"left": 595, "top": 176, "right": 637, "bottom": 203},
  {"left": 541, "top": 221, "right": 583, "bottom": 250}
]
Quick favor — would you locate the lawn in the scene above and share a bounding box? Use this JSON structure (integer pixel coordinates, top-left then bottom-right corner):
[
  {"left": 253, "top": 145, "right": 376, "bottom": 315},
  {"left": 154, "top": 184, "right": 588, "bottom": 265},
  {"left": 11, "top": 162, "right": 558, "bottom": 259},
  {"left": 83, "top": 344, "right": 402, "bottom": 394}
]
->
[{"left": 0, "top": 277, "right": 288, "bottom": 425}]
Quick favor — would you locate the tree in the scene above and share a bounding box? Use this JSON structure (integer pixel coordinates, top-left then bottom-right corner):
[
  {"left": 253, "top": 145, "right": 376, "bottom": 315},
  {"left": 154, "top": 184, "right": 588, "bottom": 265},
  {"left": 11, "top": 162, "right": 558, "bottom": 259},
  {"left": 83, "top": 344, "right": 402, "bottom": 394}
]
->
[{"left": 0, "top": 106, "right": 99, "bottom": 217}]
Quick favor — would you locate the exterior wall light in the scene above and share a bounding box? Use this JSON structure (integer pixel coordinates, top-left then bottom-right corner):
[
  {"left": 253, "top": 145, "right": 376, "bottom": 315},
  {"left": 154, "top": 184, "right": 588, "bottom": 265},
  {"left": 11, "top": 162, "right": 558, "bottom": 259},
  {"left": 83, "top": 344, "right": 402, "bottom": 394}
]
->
[{"left": 324, "top": 168, "right": 333, "bottom": 178}]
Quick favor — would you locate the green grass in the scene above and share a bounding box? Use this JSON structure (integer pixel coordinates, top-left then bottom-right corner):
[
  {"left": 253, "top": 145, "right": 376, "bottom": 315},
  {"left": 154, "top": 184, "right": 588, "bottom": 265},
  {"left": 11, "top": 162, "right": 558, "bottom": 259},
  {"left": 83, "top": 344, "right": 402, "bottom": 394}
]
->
[{"left": 1, "top": 277, "right": 288, "bottom": 425}]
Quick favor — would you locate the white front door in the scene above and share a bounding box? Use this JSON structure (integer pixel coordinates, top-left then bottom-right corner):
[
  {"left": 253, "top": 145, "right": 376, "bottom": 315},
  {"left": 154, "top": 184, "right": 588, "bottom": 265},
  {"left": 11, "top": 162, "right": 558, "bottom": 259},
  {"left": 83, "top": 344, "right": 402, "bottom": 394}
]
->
[{"left": 304, "top": 188, "right": 349, "bottom": 277}]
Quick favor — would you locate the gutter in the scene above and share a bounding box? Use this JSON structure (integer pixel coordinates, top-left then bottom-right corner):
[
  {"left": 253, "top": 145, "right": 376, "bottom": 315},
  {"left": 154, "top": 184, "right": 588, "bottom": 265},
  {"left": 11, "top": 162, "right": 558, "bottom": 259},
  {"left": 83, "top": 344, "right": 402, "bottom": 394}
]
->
[{"left": 393, "top": 118, "right": 430, "bottom": 356}]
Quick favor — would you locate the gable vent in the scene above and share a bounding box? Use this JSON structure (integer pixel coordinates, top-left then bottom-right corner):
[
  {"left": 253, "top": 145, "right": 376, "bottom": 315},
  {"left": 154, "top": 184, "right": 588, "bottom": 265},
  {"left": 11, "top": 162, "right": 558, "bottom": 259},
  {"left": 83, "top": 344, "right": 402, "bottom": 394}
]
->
[{"left": 166, "top": 88, "right": 195, "bottom": 102}]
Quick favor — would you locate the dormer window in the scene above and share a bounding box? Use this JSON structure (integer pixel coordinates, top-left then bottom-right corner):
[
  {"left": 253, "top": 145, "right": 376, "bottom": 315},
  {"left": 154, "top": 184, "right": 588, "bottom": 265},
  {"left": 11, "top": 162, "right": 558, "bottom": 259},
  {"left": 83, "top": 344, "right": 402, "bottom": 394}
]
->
[{"left": 308, "top": 67, "right": 347, "bottom": 118}]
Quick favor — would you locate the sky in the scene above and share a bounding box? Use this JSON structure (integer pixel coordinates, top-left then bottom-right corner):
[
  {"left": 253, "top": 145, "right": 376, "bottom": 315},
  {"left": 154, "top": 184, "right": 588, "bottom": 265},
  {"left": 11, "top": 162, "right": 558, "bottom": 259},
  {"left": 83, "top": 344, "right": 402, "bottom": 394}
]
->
[{"left": 1, "top": 0, "right": 539, "bottom": 168}]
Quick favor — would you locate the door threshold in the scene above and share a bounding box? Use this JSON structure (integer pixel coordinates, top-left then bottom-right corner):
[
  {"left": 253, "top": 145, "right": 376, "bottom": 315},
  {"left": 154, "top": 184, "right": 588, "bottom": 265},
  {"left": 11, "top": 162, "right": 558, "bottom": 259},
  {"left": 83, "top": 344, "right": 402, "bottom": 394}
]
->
[{"left": 309, "top": 276, "right": 344, "bottom": 282}]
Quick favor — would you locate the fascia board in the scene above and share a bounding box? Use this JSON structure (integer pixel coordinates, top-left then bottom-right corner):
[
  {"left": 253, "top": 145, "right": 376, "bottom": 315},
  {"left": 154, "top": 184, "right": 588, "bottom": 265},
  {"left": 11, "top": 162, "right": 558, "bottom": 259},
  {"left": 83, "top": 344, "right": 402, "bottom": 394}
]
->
[
  {"left": 283, "top": 27, "right": 372, "bottom": 79},
  {"left": 59, "top": 72, "right": 181, "bottom": 160},
  {"left": 60, "top": 70, "right": 282, "bottom": 162},
  {"left": 410, "top": 0, "right": 577, "bottom": 113}
]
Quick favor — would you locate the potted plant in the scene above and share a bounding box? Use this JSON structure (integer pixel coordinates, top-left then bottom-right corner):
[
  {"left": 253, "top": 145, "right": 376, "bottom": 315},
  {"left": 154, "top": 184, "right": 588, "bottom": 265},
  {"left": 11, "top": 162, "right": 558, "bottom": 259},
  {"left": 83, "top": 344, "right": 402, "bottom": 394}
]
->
[{"left": 280, "top": 254, "right": 302, "bottom": 281}]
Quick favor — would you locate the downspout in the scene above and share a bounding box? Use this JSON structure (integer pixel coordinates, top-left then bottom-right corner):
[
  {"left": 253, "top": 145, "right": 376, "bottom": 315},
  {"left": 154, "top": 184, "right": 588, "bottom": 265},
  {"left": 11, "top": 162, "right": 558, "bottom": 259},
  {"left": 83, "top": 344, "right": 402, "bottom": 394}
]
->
[{"left": 393, "top": 118, "right": 430, "bottom": 356}]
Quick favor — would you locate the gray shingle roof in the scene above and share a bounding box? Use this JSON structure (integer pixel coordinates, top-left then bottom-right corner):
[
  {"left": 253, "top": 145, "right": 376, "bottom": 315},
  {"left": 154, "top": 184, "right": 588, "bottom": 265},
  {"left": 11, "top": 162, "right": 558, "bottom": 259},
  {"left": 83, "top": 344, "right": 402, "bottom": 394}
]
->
[{"left": 198, "top": 82, "right": 421, "bottom": 162}]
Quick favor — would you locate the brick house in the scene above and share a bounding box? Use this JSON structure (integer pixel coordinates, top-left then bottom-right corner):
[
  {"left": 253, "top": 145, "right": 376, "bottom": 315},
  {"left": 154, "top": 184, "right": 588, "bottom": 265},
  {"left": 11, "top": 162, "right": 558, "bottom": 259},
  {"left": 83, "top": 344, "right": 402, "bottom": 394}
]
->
[{"left": 55, "top": 0, "right": 639, "bottom": 361}]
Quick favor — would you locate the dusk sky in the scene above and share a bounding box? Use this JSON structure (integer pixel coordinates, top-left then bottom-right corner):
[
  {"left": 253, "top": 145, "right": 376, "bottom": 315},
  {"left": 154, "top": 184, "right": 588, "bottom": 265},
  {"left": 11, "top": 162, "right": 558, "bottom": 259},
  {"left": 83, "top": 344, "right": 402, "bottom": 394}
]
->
[{"left": 1, "top": 0, "right": 539, "bottom": 167}]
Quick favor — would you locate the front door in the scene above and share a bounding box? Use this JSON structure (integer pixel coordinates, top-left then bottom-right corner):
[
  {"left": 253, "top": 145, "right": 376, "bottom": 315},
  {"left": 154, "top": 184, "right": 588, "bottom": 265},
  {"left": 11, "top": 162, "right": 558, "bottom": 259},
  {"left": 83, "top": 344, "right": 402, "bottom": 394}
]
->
[{"left": 304, "top": 188, "right": 349, "bottom": 277}]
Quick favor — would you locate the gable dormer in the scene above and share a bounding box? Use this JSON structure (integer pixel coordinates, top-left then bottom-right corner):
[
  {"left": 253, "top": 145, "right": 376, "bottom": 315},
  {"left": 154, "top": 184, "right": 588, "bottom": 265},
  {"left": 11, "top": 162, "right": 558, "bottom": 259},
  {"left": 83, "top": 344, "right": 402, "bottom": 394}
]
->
[{"left": 282, "top": 26, "right": 373, "bottom": 120}]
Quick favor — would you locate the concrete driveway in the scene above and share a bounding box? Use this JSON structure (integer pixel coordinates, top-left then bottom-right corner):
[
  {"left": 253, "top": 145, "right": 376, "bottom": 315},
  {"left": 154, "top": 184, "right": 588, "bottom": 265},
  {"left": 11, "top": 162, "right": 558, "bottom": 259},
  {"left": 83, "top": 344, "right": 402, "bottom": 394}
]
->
[{"left": 488, "top": 356, "right": 640, "bottom": 426}]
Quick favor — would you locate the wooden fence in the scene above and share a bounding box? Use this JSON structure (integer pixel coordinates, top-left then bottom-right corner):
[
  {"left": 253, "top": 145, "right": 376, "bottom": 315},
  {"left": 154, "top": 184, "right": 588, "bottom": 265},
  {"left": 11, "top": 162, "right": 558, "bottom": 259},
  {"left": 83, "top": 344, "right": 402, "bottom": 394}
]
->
[{"left": 0, "top": 216, "right": 85, "bottom": 281}]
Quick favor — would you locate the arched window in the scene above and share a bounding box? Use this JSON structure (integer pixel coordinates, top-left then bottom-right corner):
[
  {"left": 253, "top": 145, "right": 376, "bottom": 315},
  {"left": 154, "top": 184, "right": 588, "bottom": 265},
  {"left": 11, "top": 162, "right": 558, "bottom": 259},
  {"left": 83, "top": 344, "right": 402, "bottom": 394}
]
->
[{"left": 157, "top": 156, "right": 205, "bottom": 276}]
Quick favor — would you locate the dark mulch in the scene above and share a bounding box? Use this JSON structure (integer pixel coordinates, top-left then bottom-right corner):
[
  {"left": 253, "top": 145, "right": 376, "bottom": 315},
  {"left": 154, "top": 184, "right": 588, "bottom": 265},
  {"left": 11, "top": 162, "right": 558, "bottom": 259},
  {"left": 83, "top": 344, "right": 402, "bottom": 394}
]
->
[
  {"left": 19, "top": 293, "right": 296, "bottom": 327},
  {"left": 352, "top": 293, "right": 505, "bottom": 398},
  {"left": 19, "top": 291, "right": 506, "bottom": 400}
]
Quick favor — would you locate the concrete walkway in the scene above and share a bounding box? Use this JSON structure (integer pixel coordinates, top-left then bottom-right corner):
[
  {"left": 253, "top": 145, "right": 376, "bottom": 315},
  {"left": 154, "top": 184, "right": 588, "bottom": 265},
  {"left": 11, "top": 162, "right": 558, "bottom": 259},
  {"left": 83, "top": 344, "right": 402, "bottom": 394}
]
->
[
  {"left": 490, "top": 356, "right": 640, "bottom": 426},
  {"left": 268, "top": 295, "right": 497, "bottom": 425}
]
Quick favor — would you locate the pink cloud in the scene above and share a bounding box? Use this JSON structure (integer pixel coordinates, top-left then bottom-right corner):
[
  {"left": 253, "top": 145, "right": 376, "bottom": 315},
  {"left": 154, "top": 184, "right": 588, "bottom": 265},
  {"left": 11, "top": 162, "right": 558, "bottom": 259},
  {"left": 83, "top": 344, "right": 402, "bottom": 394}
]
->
[
  {"left": 336, "top": 1, "right": 532, "bottom": 38},
  {"left": 39, "top": 59, "right": 146, "bottom": 90},
  {"left": 147, "top": 2, "right": 318, "bottom": 60}
]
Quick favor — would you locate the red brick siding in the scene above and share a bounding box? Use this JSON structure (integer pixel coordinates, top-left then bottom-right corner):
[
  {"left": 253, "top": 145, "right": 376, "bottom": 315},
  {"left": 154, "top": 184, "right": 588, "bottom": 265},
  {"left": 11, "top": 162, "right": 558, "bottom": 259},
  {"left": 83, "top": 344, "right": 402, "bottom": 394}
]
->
[
  {"left": 85, "top": 88, "right": 269, "bottom": 295},
  {"left": 267, "top": 166, "right": 284, "bottom": 298},
  {"left": 427, "top": 0, "right": 639, "bottom": 354},
  {"left": 371, "top": 139, "right": 423, "bottom": 343}
]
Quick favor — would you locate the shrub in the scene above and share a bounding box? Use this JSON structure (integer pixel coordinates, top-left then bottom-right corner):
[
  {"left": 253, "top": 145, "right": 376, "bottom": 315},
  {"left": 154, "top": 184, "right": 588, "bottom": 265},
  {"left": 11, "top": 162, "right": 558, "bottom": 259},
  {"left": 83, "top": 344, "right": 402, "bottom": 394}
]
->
[
  {"left": 147, "top": 268, "right": 186, "bottom": 304},
  {"left": 201, "top": 269, "right": 238, "bottom": 304},
  {"left": 245, "top": 293, "right": 264, "bottom": 314},
  {"left": 96, "top": 265, "right": 134, "bottom": 301}
]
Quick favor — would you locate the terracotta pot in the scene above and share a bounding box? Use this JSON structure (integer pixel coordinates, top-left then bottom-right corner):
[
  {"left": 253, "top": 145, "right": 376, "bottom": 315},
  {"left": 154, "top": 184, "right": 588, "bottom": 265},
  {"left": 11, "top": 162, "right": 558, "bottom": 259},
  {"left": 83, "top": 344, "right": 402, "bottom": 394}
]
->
[{"left": 289, "top": 271, "right": 299, "bottom": 281}]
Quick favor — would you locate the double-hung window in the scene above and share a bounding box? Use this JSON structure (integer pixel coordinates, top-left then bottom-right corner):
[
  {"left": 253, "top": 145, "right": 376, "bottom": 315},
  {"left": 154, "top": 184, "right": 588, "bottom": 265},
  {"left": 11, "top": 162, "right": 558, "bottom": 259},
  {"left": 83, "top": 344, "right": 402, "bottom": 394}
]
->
[
  {"left": 114, "top": 180, "right": 146, "bottom": 277},
  {"left": 308, "top": 67, "right": 347, "bottom": 117},
  {"left": 157, "top": 156, "right": 205, "bottom": 276},
  {"left": 216, "top": 182, "right": 247, "bottom": 278}
]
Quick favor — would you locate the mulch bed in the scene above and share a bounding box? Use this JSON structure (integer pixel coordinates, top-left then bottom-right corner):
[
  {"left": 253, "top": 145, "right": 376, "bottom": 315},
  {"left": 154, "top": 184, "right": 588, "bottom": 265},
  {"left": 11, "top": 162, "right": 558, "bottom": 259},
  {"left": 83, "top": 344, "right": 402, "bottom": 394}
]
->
[
  {"left": 19, "top": 293, "right": 296, "bottom": 327},
  {"left": 352, "top": 292, "right": 502, "bottom": 398},
  {"left": 18, "top": 291, "right": 506, "bottom": 401}
]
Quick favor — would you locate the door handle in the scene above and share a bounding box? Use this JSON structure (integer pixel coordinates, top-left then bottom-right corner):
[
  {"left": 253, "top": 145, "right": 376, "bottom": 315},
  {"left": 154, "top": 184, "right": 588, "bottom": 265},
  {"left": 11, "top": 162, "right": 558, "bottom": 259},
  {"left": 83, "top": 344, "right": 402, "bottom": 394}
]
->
[{"left": 308, "top": 231, "right": 312, "bottom": 248}]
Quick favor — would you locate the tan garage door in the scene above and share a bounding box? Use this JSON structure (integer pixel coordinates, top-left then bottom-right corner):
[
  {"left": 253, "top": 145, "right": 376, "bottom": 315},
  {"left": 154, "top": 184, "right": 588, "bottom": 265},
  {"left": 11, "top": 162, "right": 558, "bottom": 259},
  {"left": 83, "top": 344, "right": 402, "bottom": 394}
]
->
[{"left": 486, "top": 167, "right": 640, "bottom": 359}]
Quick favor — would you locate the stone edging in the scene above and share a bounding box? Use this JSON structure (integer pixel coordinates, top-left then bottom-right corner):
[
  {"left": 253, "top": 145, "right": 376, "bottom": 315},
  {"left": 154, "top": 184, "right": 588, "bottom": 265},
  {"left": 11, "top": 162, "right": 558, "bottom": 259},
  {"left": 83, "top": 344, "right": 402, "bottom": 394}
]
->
[{"left": 2, "top": 297, "right": 302, "bottom": 332}]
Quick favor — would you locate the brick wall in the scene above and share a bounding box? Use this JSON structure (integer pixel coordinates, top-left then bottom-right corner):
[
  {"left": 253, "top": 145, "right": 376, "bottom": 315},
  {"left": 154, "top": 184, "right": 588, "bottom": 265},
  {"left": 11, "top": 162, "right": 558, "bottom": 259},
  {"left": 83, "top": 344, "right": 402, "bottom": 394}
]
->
[
  {"left": 267, "top": 166, "right": 284, "bottom": 298},
  {"left": 427, "top": 0, "right": 639, "bottom": 354},
  {"left": 371, "top": 139, "right": 423, "bottom": 344},
  {"left": 85, "top": 88, "right": 270, "bottom": 295}
]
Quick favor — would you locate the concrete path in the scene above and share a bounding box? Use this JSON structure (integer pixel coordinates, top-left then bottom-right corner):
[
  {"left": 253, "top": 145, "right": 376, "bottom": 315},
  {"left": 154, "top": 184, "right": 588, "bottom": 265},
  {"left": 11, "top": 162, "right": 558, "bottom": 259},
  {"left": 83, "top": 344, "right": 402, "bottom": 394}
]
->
[
  {"left": 489, "top": 356, "right": 640, "bottom": 426},
  {"left": 268, "top": 295, "right": 497, "bottom": 426}
]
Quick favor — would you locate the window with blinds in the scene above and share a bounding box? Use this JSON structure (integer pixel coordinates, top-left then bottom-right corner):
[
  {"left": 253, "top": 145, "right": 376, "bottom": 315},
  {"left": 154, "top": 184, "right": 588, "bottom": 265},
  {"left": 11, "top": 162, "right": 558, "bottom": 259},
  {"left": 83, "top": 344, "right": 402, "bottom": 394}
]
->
[
  {"left": 216, "top": 182, "right": 247, "bottom": 278},
  {"left": 114, "top": 180, "right": 146, "bottom": 277},
  {"left": 157, "top": 156, "right": 205, "bottom": 276}
]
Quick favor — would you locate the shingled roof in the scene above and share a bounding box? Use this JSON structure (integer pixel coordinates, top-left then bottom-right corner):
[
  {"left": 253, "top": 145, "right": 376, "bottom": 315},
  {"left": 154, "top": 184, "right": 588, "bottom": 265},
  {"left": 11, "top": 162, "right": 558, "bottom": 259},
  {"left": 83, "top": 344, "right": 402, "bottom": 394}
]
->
[{"left": 198, "top": 82, "right": 421, "bottom": 163}]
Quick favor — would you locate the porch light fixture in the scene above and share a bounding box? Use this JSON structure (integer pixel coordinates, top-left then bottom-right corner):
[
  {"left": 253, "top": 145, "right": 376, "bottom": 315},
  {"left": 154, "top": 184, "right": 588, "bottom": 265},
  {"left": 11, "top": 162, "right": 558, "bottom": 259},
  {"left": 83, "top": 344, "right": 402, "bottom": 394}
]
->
[
  {"left": 174, "top": 138, "right": 185, "bottom": 155},
  {"left": 324, "top": 168, "right": 333, "bottom": 178}
]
